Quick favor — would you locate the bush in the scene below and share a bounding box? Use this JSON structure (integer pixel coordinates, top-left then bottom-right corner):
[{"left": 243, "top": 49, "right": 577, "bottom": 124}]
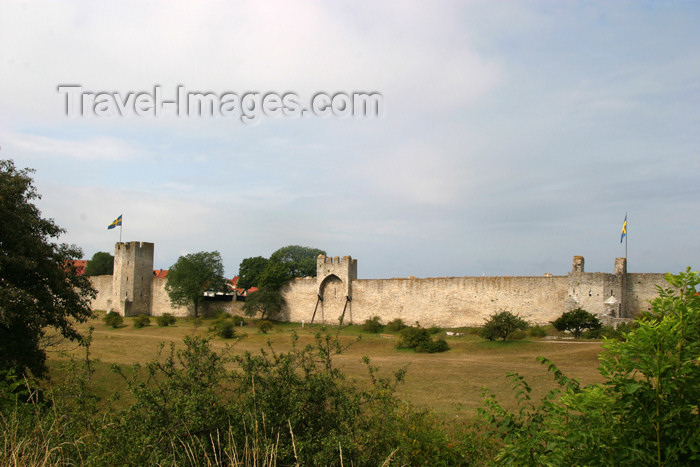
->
[
  {"left": 479, "top": 268, "right": 700, "bottom": 466},
  {"left": 508, "top": 329, "right": 527, "bottom": 340},
  {"left": 0, "top": 330, "right": 487, "bottom": 465},
  {"left": 397, "top": 326, "right": 449, "bottom": 353},
  {"left": 529, "top": 325, "right": 547, "bottom": 337},
  {"left": 257, "top": 320, "right": 273, "bottom": 334},
  {"left": 397, "top": 326, "right": 430, "bottom": 348},
  {"left": 385, "top": 318, "right": 407, "bottom": 332},
  {"left": 231, "top": 315, "right": 246, "bottom": 326},
  {"left": 479, "top": 311, "right": 529, "bottom": 341},
  {"left": 427, "top": 326, "right": 442, "bottom": 335},
  {"left": 156, "top": 313, "right": 176, "bottom": 327},
  {"left": 415, "top": 338, "right": 450, "bottom": 353},
  {"left": 132, "top": 314, "right": 150, "bottom": 329},
  {"left": 613, "top": 320, "right": 639, "bottom": 339},
  {"left": 361, "top": 316, "right": 384, "bottom": 333},
  {"left": 552, "top": 308, "right": 601, "bottom": 338},
  {"left": 103, "top": 311, "right": 123, "bottom": 328},
  {"left": 209, "top": 316, "right": 236, "bottom": 339}
]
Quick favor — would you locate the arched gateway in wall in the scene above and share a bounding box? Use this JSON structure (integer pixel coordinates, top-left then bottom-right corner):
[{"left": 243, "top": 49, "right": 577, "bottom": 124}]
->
[{"left": 311, "top": 255, "right": 357, "bottom": 325}]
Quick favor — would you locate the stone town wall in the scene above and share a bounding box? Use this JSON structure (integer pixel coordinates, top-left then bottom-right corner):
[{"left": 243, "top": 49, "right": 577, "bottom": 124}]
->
[
  {"left": 90, "top": 275, "right": 246, "bottom": 317},
  {"left": 281, "top": 277, "right": 318, "bottom": 323},
  {"left": 88, "top": 241, "right": 673, "bottom": 327},
  {"left": 89, "top": 275, "right": 114, "bottom": 311},
  {"left": 150, "top": 277, "right": 191, "bottom": 316},
  {"left": 567, "top": 272, "right": 624, "bottom": 317},
  {"left": 626, "top": 273, "right": 669, "bottom": 314},
  {"left": 283, "top": 275, "right": 570, "bottom": 328}
]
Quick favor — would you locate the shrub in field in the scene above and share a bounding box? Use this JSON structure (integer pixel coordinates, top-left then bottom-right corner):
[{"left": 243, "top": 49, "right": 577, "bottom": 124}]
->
[
  {"left": 508, "top": 329, "right": 527, "bottom": 340},
  {"left": 479, "top": 311, "right": 529, "bottom": 341},
  {"left": 361, "top": 316, "right": 384, "bottom": 333},
  {"left": 0, "top": 328, "right": 488, "bottom": 465},
  {"left": 528, "top": 325, "right": 547, "bottom": 337},
  {"left": 552, "top": 308, "right": 601, "bottom": 338},
  {"left": 103, "top": 311, "right": 123, "bottom": 328},
  {"left": 397, "top": 326, "right": 430, "bottom": 348},
  {"left": 480, "top": 269, "right": 700, "bottom": 466},
  {"left": 257, "top": 320, "right": 273, "bottom": 334},
  {"left": 132, "top": 314, "right": 150, "bottom": 329},
  {"left": 156, "top": 313, "right": 176, "bottom": 327},
  {"left": 397, "top": 326, "right": 450, "bottom": 353},
  {"left": 209, "top": 316, "right": 236, "bottom": 339},
  {"left": 427, "top": 326, "right": 443, "bottom": 335},
  {"left": 231, "top": 315, "right": 246, "bottom": 326},
  {"left": 415, "top": 338, "right": 450, "bottom": 353},
  {"left": 385, "top": 318, "right": 407, "bottom": 332}
]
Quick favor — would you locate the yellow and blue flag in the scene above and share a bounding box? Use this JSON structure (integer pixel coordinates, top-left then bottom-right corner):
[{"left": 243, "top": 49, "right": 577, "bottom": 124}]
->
[
  {"left": 108, "top": 214, "right": 122, "bottom": 230},
  {"left": 620, "top": 214, "right": 627, "bottom": 243}
]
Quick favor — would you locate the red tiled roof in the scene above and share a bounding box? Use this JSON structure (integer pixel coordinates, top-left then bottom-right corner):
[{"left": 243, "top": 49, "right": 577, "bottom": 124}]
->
[
  {"left": 153, "top": 269, "right": 168, "bottom": 279},
  {"left": 69, "top": 260, "right": 87, "bottom": 275}
]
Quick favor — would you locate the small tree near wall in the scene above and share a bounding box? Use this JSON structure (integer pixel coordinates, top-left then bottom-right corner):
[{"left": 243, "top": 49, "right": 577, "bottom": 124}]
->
[
  {"left": 552, "top": 308, "right": 601, "bottom": 338},
  {"left": 479, "top": 311, "right": 529, "bottom": 341}
]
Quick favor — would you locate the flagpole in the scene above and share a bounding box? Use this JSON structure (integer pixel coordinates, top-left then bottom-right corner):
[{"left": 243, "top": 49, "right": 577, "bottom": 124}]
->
[
  {"left": 625, "top": 212, "right": 628, "bottom": 260},
  {"left": 120, "top": 214, "right": 123, "bottom": 243}
]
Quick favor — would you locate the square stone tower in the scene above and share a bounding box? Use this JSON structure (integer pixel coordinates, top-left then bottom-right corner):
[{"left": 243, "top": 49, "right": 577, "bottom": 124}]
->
[{"left": 112, "top": 241, "right": 154, "bottom": 316}]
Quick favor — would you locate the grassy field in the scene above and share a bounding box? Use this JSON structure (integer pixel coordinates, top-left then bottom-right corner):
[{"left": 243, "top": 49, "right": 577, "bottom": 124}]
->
[{"left": 47, "top": 313, "right": 606, "bottom": 421}]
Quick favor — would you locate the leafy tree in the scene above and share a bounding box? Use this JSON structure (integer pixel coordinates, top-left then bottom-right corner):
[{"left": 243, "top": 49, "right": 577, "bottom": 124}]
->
[
  {"left": 269, "top": 245, "right": 326, "bottom": 278},
  {"left": 480, "top": 269, "right": 700, "bottom": 465},
  {"left": 552, "top": 307, "right": 601, "bottom": 338},
  {"left": 479, "top": 310, "right": 529, "bottom": 341},
  {"left": 258, "top": 262, "right": 290, "bottom": 290},
  {"left": 84, "top": 251, "right": 114, "bottom": 276},
  {"left": 236, "top": 256, "right": 269, "bottom": 290},
  {"left": 165, "top": 251, "right": 226, "bottom": 318},
  {"left": 242, "top": 288, "right": 284, "bottom": 320},
  {"left": 0, "top": 159, "right": 95, "bottom": 377},
  {"left": 238, "top": 245, "right": 326, "bottom": 320}
]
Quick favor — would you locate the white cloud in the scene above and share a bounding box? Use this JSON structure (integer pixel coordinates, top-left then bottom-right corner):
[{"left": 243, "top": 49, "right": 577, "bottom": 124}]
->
[{"left": 1, "top": 129, "right": 141, "bottom": 161}]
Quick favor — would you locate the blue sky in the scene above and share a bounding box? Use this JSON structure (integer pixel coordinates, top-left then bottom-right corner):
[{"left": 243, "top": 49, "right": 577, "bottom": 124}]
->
[{"left": 1, "top": 1, "right": 698, "bottom": 279}]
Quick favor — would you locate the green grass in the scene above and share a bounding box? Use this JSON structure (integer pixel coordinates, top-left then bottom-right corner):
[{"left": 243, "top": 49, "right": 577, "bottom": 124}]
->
[{"left": 48, "top": 312, "right": 605, "bottom": 420}]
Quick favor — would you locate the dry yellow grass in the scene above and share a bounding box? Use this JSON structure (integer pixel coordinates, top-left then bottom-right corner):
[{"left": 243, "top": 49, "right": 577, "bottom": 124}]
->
[{"left": 48, "top": 313, "right": 606, "bottom": 421}]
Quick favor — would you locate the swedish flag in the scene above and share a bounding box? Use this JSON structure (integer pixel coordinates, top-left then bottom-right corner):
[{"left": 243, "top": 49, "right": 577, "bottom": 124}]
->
[
  {"left": 108, "top": 215, "right": 122, "bottom": 230},
  {"left": 620, "top": 214, "right": 627, "bottom": 243}
]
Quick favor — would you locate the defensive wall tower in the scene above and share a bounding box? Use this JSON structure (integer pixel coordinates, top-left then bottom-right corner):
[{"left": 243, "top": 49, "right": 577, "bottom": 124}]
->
[
  {"left": 312, "top": 255, "right": 357, "bottom": 324},
  {"left": 112, "top": 241, "right": 154, "bottom": 316},
  {"left": 566, "top": 256, "right": 628, "bottom": 320}
]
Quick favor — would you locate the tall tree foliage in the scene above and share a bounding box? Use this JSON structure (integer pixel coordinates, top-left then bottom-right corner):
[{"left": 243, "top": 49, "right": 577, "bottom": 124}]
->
[
  {"left": 165, "top": 251, "right": 226, "bottom": 317},
  {"left": 269, "top": 244, "right": 325, "bottom": 278},
  {"left": 237, "top": 245, "right": 326, "bottom": 291},
  {"left": 236, "top": 256, "right": 268, "bottom": 290},
  {"left": 84, "top": 251, "right": 114, "bottom": 276},
  {"left": 239, "top": 245, "right": 326, "bottom": 319},
  {"left": 0, "top": 159, "right": 95, "bottom": 377}
]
